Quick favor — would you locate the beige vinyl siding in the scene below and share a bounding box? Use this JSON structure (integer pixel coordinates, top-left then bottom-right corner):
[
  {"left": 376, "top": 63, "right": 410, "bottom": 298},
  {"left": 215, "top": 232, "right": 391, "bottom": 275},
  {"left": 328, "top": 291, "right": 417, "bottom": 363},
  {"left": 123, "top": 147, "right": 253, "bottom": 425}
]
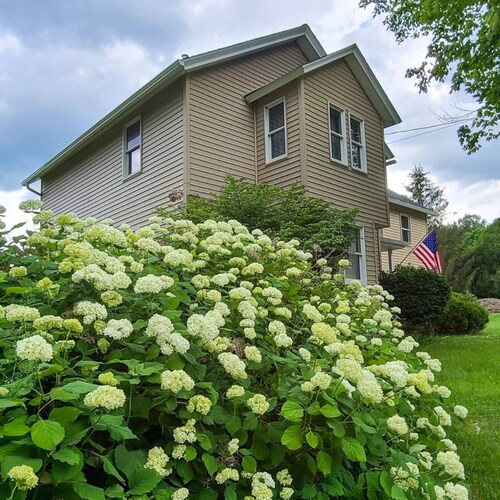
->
[
  {"left": 256, "top": 81, "right": 302, "bottom": 188},
  {"left": 303, "top": 59, "right": 389, "bottom": 283},
  {"left": 187, "top": 42, "right": 308, "bottom": 197},
  {"left": 381, "top": 205, "right": 429, "bottom": 270},
  {"left": 42, "top": 82, "right": 184, "bottom": 227}
]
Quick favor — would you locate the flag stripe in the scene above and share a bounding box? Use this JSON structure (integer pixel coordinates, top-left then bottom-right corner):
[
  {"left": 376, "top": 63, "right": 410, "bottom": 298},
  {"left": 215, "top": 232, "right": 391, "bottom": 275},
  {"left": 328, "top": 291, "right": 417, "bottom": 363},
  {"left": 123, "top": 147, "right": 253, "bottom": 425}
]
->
[
  {"left": 411, "top": 230, "right": 442, "bottom": 273},
  {"left": 414, "top": 244, "right": 435, "bottom": 269}
]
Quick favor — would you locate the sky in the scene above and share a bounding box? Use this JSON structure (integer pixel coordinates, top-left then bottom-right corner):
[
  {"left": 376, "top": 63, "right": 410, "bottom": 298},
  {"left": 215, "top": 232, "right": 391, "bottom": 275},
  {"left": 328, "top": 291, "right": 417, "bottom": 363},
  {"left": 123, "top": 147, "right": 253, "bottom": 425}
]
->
[{"left": 1, "top": 0, "right": 499, "bottom": 230}]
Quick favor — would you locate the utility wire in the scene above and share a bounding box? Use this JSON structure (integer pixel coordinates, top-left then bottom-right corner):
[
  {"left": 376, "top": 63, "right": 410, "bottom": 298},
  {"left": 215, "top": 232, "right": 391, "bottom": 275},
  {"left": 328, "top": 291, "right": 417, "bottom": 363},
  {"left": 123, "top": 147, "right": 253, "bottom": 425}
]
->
[
  {"left": 385, "top": 118, "right": 473, "bottom": 135},
  {"left": 386, "top": 122, "right": 460, "bottom": 144}
]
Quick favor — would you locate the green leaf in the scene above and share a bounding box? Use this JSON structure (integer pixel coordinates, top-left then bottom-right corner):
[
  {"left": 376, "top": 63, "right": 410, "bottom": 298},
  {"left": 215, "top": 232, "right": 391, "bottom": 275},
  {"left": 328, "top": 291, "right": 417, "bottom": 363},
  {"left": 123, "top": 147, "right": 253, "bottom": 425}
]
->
[
  {"left": 101, "top": 453, "right": 125, "bottom": 483},
  {"left": 128, "top": 467, "right": 161, "bottom": 495},
  {"left": 242, "top": 455, "right": 257, "bottom": 473},
  {"left": 51, "top": 457, "right": 84, "bottom": 485},
  {"left": 5, "top": 286, "right": 29, "bottom": 295},
  {"left": 224, "top": 485, "right": 237, "bottom": 500},
  {"left": 61, "top": 381, "right": 97, "bottom": 394},
  {"left": 302, "top": 484, "right": 319, "bottom": 499},
  {"left": 185, "top": 446, "right": 197, "bottom": 461},
  {"left": 31, "top": 419, "right": 65, "bottom": 451},
  {"left": 104, "top": 484, "right": 126, "bottom": 498},
  {"left": 341, "top": 437, "right": 366, "bottom": 462},
  {"left": 49, "top": 407, "right": 82, "bottom": 427},
  {"left": 53, "top": 448, "right": 81, "bottom": 465},
  {"left": 380, "top": 470, "right": 393, "bottom": 496},
  {"left": 198, "top": 489, "right": 218, "bottom": 500},
  {"left": 280, "top": 401, "right": 304, "bottom": 421},
  {"left": 226, "top": 415, "right": 241, "bottom": 435},
  {"left": 306, "top": 431, "right": 319, "bottom": 448},
  {"left": 332, "top": 422, "right": 345, "bottom": 437},
  {"left": 197, "top": 433, "right": 214, "bottom": 451},
  {"left": 280, "top": 425, "right": 303, "bottom": 450},
  {"left": 3, "top": 416, "right": 29, "bottom": 436},
  {"left": 1, "top": 456, "right": 42, "bottom": 478},
  {"left": 72, "top": 483, "right": 106, "bottom": 500},
  {"left": 320, "top": 404, "right": 341, "bottom": 418},
  {"left": 322, "top": 479, "right": 345, "bottom": 497},
  {"left": 0, "top": 398, "right": 25, "bottom": 410},
  {"left": 114, "top": 445, "right": 146, "bottom": 480},
  {"left": 316, "top": 451, "right": 332, "bottom": 476},
  {"left": 93, "top": 415, "right": 137, "bottom": 441},
  {"left": 202, "top": 453, "right": 219, "bottom": 476},
  {"left": 49, "top": 388, "right": 79, "bottom": 402},
  {"left": 391, "top": 484, "right": 408, "bottom": 500}
]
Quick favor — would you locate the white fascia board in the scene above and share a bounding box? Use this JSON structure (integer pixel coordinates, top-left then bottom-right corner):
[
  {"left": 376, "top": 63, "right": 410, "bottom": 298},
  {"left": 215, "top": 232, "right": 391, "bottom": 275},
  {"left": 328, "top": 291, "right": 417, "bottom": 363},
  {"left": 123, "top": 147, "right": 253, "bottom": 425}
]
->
[
  {"left": 22, "top": 61, "right": 185, "bottom": 185},
  {"left": 182, "top": 24, "right": 325, "bottom": 72},
  {"left": 245, "top": 67, "right": 305, "bottom": 104}
]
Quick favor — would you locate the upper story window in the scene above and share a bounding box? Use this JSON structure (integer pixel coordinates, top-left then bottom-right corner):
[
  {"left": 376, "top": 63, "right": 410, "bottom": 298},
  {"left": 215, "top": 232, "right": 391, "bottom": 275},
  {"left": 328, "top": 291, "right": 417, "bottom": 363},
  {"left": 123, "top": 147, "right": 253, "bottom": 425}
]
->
[
  {"left": 124, "top": 118, "right": 141, "bottom": 177},
  {"left": 329, "top": 104, "right": 347, "bottom": 164},
  {"left": 345, "top": 228, "right": 367, "bottom": 284},
  {"left": 350, "top": 116, "right": 367, "bottom": 172},
  {"left": 264, "top": 98, "right": 287, "bottom": 163},
  {"left": 400, "top": 214, "right": 411, "bottom": 243}
]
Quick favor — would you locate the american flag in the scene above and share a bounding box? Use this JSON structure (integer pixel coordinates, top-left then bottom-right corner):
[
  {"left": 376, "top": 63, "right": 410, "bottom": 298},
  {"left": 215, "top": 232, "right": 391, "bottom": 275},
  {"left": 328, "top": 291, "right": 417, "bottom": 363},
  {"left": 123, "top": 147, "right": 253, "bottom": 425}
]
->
[{"left": 413, "top": 230, "right": 443, "bottom": 273}]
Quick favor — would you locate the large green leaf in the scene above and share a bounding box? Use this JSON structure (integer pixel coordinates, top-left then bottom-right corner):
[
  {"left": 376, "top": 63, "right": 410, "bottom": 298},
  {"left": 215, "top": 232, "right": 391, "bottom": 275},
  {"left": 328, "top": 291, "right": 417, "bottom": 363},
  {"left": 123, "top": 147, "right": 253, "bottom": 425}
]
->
[
  {"left": 61, "top": 381, "right": 97, "bottom": 394},
  {"left": 280, "top": 425, "right": 303, "bottom": 450},
  {"left": 0, "top": 398, "right": 25, "bottom": 410},
  {"left": 280, "top": 401, "right": 304, "bottom": 422},
  {"left": 316, "top": 451, "right": 332, "bottom": 476},
  {"left": 72, "top": 483, "right": 106, "bottom": 500},
  {"left": 128, "top": 468, "right": 161, "bottom": 495},
  {"left": 306, "top": 431, "right": 319, "bottom": 448},
  {"left": 31, "top": 419, "right": 65, "bottom": 451},
  {"left": 320, "top": 404, "right": 341, "bottom": 418},
  {"left": 114, "top": 444, "right": 146, "bottom": 480},
  {"left": 3, "top": 416, "right": 29, "bottom": 436},
  {"left": 49, "top": 407, "right": 82, "bottom": 427},
  {"left": 202, "top": 453, "right": 219, "bottom": 476},
  {"left": 53, "top": 447, "right": 81, "bottom": 465},
  {"left": 1, "top": 456, "right": 42, "bottom": 479},
  {"left": 242, "top": 455, "right": 257, "bottom": 473},
  {"left": 93, "top": 415, "right": 137, "bottom": 441},
  {"left": 341, "top": 437, "right": 366, "bottom": 462}
]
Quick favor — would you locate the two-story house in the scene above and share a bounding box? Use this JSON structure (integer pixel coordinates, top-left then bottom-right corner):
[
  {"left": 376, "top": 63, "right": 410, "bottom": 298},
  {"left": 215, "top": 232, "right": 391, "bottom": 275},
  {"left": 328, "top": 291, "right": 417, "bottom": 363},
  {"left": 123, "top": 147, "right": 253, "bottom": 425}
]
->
[{"left": 23, "top": 24, "right": 410, "bottom": 284}]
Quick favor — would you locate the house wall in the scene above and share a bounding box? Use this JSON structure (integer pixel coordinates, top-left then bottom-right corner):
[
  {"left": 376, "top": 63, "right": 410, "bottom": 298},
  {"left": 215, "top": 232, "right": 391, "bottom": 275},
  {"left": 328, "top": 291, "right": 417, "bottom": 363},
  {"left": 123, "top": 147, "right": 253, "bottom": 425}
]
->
[
  {"left": 255, "top": 81, "right": 303, "bottom": 188},
  {"left": 42, "top": 82, "right": 184, "bottom": 227},
  {"left": 302, "top": 59, "right": 389, "bottom": 283},
  {"left": 186, "top": 42, "right": 308, "bottom": 197},
  {"left": 381, "top": 205, "right": 429, "bottom": 271}
]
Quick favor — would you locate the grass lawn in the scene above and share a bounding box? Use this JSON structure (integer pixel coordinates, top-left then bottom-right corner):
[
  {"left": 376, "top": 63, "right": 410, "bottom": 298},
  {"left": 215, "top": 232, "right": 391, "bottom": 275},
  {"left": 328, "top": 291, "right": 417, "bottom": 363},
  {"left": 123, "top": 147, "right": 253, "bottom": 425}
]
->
[{"left": 422, "top": 313, "right": 500, "bottom": 499}]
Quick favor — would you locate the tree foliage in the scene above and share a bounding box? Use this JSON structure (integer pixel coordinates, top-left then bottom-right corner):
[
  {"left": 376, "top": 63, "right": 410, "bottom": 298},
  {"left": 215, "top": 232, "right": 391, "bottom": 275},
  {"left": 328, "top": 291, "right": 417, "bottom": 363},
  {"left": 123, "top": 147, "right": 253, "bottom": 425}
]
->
[
  {"left": 360, "top": 0, "right": 500, "bottom": 152},
  {"left": 437, "top": 216, "right": 500, "bottom": 298},
  {"left": 160, "top": 177, "right": 359, "bottom": 261},
  {"left": 405, "top": 165, "right": 449, "bottom": 225}
]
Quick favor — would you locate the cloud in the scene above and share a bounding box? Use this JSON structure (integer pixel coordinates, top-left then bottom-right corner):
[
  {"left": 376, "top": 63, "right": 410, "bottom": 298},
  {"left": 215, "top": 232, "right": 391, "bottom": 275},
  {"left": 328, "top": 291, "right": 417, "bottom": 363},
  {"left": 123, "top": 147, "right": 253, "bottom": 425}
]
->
[{"left": 0, "top": 188, "right": 33, "bottom": 236}]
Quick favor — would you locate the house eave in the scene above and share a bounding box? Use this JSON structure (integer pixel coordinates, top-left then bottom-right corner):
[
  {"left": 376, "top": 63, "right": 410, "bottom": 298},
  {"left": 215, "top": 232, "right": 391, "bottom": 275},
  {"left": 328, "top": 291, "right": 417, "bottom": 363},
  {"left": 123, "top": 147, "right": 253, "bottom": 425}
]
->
[{"left": 388, "top": 198, "right": 437, "bottom": 216}]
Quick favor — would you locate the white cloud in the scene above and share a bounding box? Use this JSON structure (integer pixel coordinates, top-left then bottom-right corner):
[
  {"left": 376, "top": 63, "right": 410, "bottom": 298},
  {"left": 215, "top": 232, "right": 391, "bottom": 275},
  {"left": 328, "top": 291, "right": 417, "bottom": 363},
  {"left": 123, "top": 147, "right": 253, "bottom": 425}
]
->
[{"left": 0, "top": 188, "right": 33, "bottom": 236}]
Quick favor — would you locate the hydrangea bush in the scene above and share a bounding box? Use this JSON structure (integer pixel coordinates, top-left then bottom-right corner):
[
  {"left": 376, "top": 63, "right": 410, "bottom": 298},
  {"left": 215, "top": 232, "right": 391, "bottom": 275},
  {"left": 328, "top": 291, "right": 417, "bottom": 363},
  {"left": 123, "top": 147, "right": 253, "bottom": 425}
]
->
[{"left": 0, "top": 203, "right": 469, "bottom": 499}]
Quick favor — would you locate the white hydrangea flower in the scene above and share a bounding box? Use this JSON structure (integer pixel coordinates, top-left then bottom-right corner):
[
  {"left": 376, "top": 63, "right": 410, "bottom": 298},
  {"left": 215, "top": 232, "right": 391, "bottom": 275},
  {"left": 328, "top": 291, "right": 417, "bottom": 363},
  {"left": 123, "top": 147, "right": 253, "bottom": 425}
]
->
[
  {"left": 454, "top": 405, "right": 468, "bottom": 419},
  {"left": 227, "top": 438, "right": 239, "bottom": 455},
  {"left": 436, "top": 451, "right": 465, "bottom": 479},
  {"left": 160, "top": 370, "right": 195, "bottom": 393},
  {"left": 218, "top": 352, "right": 247, "bottom": 380},
  {"left": 16, "top": 335, "right": 53, "bottom": 362},
  {"left": 74, "top": 301, "right": 107, "bottom": 324},
  {"left": 103, "top": 319, "right": 133, "bottom": 340},
  {"left": 247, "top": 394, "right": 270, "bottom": 415},
  {"left": 387, "top": 415, "right": 409, "bottom": 435},
  {"left": 84, "top": 385, "right": 126, "bottom": 410},
  {"left": 145, "top": 447, "right": 171, "bottom": 476}
]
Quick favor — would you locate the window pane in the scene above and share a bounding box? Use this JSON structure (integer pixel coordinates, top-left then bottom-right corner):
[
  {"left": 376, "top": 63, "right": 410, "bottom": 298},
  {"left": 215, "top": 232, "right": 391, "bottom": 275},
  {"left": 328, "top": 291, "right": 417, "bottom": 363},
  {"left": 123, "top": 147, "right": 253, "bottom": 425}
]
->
[
  {"left": 345, "top": 255, "right": 361, "bottom": 280},
  {"left": 352, "top": 143, "right": 361, "bottom": 169},
  {"left": 331, "top": 134, "right": 342, "bottom": 161},
  {"left": 402, "top": 230, "right": 410, "bottom": 243},
  {"left": 350, "top": 118, "right": 362, "bottom": 143},
  {"left": 127, "top": 121, "right": 141, "bottom": 150},
  {"left": 128, "top": 148, "right": 141, "bottom": 175},
  {"left": 329, "top": 107, "right": 342, "bottom": 134},
  {"left": 401, "top": 216, "right": 410, "bottom": 229},
  {"left": 268, "top": 102, "right": 284, "bottom": 131},
  {"left": 270, "top": 129, "right": 286, "bottom": 158}
]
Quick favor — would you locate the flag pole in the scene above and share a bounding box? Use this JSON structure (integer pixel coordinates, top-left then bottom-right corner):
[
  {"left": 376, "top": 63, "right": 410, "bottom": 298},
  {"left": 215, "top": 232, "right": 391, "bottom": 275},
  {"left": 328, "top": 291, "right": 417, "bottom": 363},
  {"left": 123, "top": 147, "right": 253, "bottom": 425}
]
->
[{"left": 397, "top": 225, "right": 434, "bottom": 268}]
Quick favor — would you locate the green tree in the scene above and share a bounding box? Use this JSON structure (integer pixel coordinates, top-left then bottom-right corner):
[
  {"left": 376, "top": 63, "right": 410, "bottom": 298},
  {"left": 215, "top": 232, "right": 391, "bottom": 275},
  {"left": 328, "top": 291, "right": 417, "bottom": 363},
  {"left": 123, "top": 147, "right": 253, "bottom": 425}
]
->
[
  {"left": 360, "top": 0, "right": 500, "bottom": 153},
  {"left": 159, "top": 176, "right": 359, "bottom": 261},
  {"left": 405, "top": 165, "right": 449, "bottom": 225}
]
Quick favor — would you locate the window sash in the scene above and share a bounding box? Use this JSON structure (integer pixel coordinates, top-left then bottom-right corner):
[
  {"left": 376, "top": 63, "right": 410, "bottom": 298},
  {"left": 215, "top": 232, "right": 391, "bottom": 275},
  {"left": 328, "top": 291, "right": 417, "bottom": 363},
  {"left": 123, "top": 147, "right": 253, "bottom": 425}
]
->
[
  {"left": 345, "top": 228, "right": 367, "bottom": 284},
  {"left": 349, "top": 116, "right": 366, "bottom": 171},
  {"left": 400, "top": 215, "right": 411, "bottom": 242},
  {"left": 329, "top": 104, "right": 346, "bottom": 163},
  {"left": 123, "top": 118, "right": 142, "bottom": 177},
  {"left": 265, "top": 98, "right": 287, "bottom": 162}
]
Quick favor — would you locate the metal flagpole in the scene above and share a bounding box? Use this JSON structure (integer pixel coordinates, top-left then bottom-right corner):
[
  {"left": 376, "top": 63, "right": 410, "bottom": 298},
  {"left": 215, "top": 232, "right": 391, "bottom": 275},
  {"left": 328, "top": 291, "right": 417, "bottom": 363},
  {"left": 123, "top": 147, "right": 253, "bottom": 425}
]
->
[{"left": 397, "top": 225, "right": 434, "bottom": 268}]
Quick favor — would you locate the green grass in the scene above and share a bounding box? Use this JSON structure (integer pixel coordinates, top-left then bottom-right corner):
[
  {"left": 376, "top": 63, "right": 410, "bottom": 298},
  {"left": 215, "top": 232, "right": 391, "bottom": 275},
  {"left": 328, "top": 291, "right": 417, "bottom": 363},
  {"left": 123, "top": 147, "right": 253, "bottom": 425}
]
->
[{"left": 422, "top": 313, "right": 500, "bottom": 499}]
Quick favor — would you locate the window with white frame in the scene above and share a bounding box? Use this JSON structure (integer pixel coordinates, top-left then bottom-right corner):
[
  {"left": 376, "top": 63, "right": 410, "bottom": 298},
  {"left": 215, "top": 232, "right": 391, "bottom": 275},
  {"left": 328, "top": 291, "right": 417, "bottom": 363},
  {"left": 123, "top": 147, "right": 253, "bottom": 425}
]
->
[
  {"left": 124, "top": 118, "right": 141, "bottom": 177},
  {"left": 329, "top": 104, "right": 347, "bottom": 163},
  {"left": 345, "top": 228, "right": 367, "bottom": 284},
  {"left": 350, "top": 115, "right": 367, "bottom": 171},
  {"left": 400, "top": 214, "right": 411, "bottom": 243},
  {"left": 264, "top": 98, "right": 287, "bottom": 163}
]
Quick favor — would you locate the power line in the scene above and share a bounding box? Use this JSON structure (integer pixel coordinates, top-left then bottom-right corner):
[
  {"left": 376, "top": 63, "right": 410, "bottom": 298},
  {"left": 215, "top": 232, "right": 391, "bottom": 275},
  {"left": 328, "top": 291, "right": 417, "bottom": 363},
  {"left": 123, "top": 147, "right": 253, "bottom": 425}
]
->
[
  {"left": 386, "top": 122, "right": 460, "bottom": 144},
  {"left": 385, "top": 118, "right": 473, "bottom": 135}
]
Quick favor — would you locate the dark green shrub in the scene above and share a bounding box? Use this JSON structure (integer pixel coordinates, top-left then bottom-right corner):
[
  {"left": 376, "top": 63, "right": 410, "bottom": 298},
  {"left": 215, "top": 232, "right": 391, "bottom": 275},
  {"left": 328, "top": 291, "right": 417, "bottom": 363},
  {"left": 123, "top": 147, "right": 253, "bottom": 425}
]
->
[
  {"left": 379, "top": 266, "right": 451, "bottom": 330},
  {"left": 436, "top": 292, "right": 489, "bottom": 334}
]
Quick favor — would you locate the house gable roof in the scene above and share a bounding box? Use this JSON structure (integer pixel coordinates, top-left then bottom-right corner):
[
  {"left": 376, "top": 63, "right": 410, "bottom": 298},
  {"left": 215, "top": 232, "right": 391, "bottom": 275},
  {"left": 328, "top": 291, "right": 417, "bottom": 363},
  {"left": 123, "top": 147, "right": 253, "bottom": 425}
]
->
[
  {"left": 22, "top": 25, "right": 325, "bottom": 186},
  {"left": 388, "top": 189, "right": 437, "bottom": 215},
  {"left": 245, "top": 44, "right": 402, "bottom": 128}
]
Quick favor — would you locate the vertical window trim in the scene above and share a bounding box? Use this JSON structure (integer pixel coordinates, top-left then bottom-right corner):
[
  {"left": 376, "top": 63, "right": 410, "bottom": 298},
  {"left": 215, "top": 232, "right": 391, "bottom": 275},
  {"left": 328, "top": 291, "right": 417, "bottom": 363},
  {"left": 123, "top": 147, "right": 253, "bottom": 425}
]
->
[
  {"left": 349, "top": 114, "right": 367, "bottom": 172},
  {"left": 123, "top": 115, "right": 142, "bottom": 180},
  {"left": 328, "top": 102, "right": 347, "bottom": 165},
  {"left": 400, "top": 213, "right": 411, "bottom": 243},
  {"left": 264, "top": 97, "right": 287, "bottom": 164},
  {"left": 345, "top": 227, "right": 368, "bottom": 285}
]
